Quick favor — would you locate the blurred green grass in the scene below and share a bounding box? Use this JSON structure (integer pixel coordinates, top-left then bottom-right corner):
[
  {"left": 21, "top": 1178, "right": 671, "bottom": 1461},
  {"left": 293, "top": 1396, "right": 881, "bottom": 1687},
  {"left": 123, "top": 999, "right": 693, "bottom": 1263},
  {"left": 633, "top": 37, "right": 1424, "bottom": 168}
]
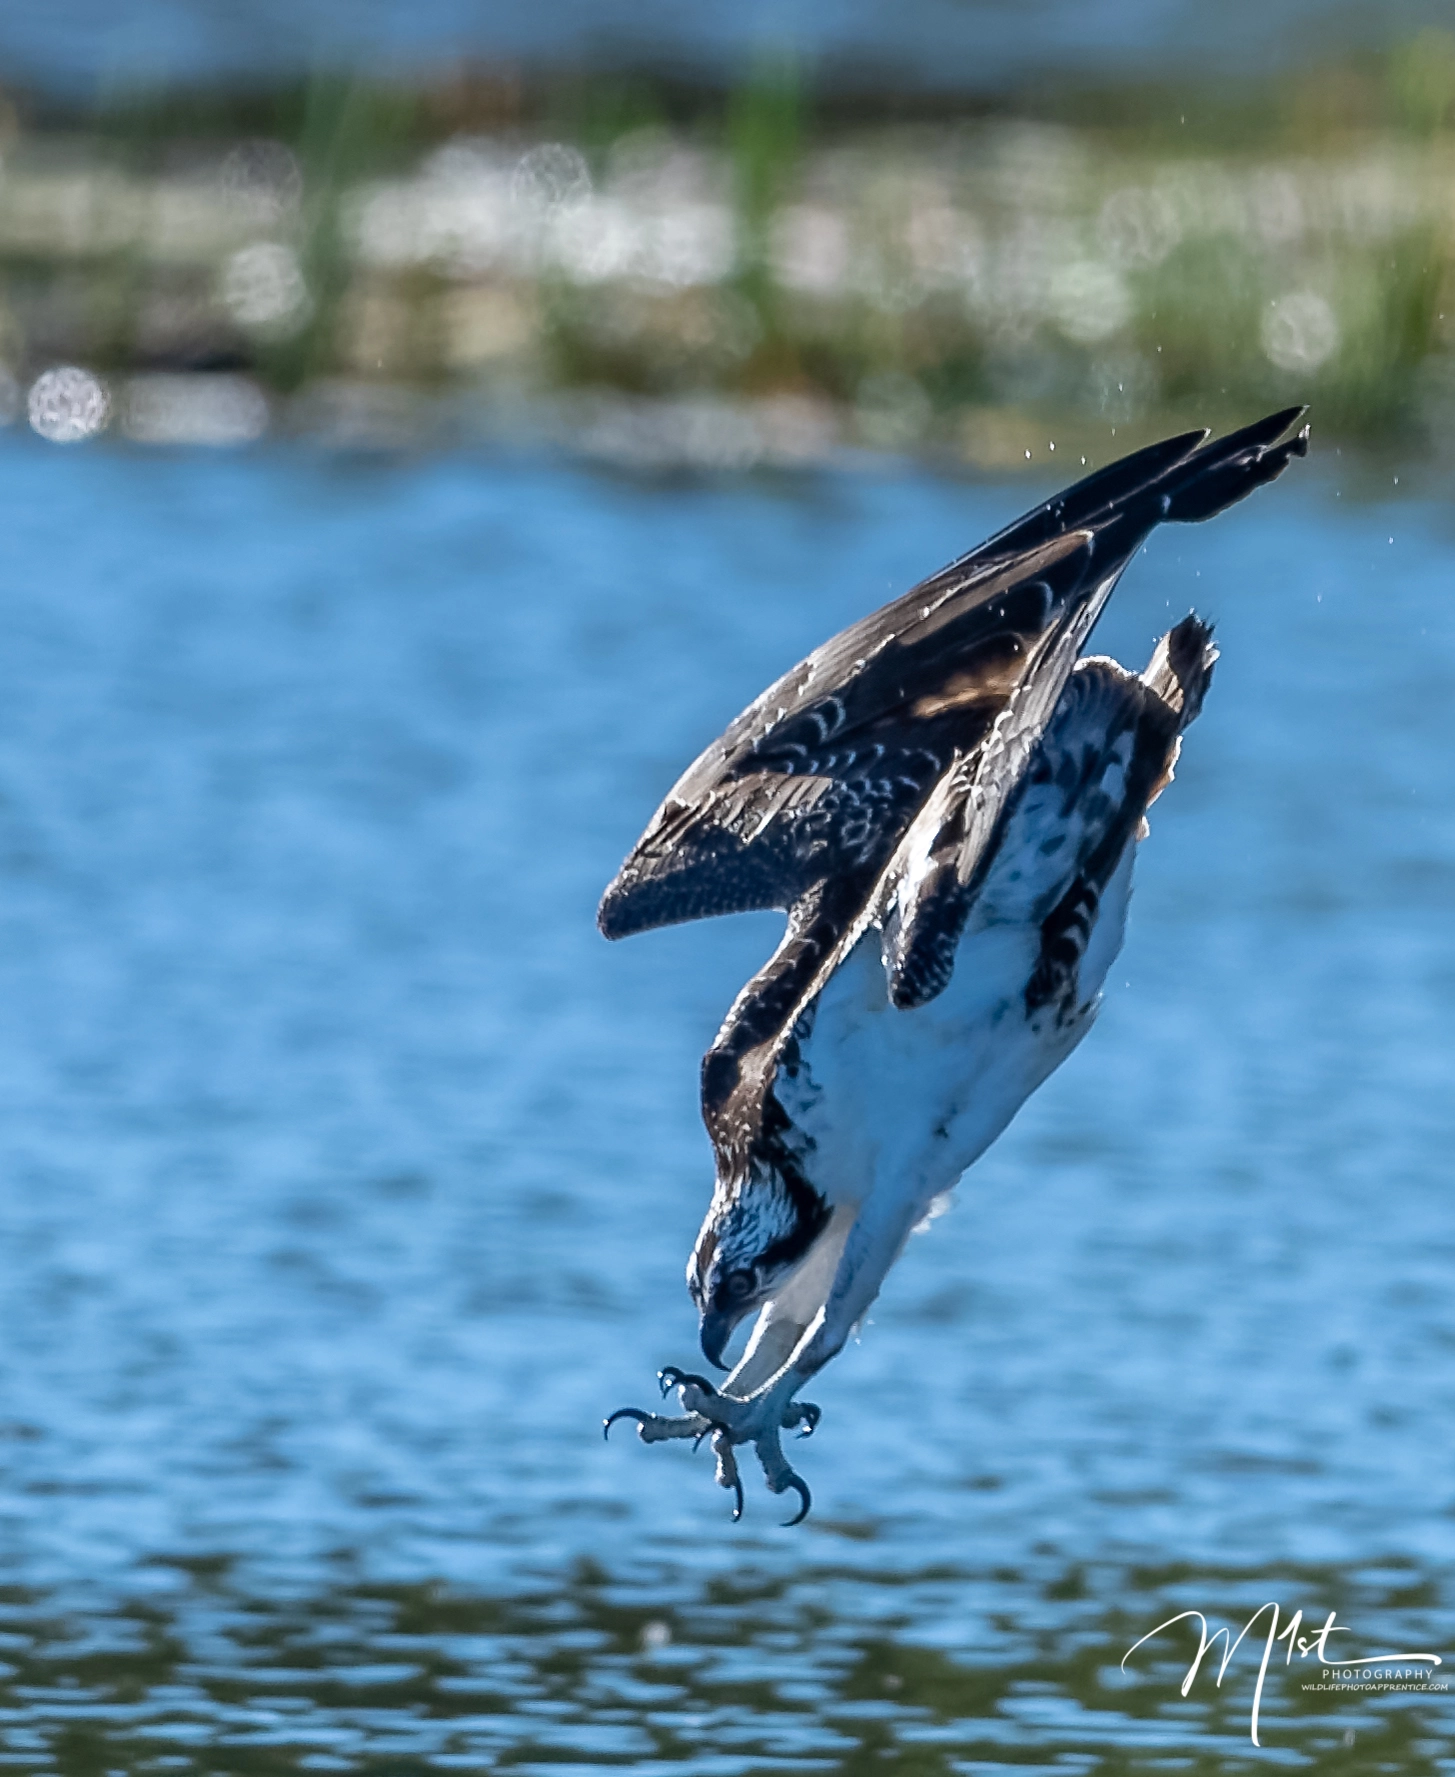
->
[{"left": 1, "top": 39, "right": 1452, "bottom": 456}]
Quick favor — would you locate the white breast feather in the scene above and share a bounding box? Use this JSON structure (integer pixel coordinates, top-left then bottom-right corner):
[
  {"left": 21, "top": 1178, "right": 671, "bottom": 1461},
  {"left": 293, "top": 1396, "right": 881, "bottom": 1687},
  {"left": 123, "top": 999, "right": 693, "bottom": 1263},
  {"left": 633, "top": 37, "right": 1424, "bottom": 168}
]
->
[
  {"left": 774, "top": 655, "right": 1154, "bottom": 1226},
  {"left": 778, "top": 831, "right": 1138, "bottom": 1219}
]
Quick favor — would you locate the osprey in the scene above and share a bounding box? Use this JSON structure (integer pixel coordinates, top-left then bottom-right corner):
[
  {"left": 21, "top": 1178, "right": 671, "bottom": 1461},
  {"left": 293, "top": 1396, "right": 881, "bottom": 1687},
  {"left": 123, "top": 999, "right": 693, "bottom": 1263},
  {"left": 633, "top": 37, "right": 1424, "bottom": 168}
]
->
[{"left": 603, "top": 409, "right": 1309, "bottom": 1523}]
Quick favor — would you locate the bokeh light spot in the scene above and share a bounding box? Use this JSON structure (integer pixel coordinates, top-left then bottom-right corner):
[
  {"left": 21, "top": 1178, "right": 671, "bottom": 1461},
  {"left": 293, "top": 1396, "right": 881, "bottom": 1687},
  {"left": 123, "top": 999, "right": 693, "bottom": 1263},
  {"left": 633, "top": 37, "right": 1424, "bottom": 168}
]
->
[
  {"left": 122, "top": 375, "right": 270, "bottom": 447},
  {"left": 1262, "top": 290, "right": 1339, "bottom": 372},
  {"left": 27, "top": 366, "right": 110, "bottom": 443},
  {"left": 218, "top": 139, "right": 304, "bottom": 229},
  {"left": 221, "top": 242, "right": 312, "bottom": 337},
  {"left": 511, "top": 143, "right": 592, "bottom": 214},
  {"left": 1050, "top": 260, "right": 1133, "bottom": 343}
]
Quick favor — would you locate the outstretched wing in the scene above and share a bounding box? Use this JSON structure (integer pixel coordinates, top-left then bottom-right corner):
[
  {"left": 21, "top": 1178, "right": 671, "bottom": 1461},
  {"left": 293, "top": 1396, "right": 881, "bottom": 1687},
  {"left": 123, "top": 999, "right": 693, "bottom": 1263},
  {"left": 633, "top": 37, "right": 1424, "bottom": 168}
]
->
[
  {"left": 599, "top": 405, "right": 1307, "bottom": 945},
  {"left": 600, "top": 527, "right": 1101, "bottom": 941},
  {"left": 683, "top": 409, "right": 1308, "bottom": 1167}
]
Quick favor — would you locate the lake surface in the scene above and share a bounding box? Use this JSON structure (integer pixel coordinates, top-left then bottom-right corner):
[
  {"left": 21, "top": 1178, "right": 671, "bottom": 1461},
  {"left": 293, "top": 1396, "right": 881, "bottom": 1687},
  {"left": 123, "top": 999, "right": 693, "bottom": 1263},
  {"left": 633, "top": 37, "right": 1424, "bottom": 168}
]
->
[
  {"left": 9, "top": 0, "right": 1451, "bottom": 97},
  {"left": 0, "top": 432, "right": 1449, "bottom": 1772}
]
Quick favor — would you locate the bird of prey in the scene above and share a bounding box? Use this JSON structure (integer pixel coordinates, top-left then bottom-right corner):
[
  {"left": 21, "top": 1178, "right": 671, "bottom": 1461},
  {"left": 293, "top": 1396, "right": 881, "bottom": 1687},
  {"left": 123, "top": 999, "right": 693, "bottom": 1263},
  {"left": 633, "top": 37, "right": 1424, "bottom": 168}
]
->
[{"left": 602, "top": 408, "right": 1309, "bottom": 1524}]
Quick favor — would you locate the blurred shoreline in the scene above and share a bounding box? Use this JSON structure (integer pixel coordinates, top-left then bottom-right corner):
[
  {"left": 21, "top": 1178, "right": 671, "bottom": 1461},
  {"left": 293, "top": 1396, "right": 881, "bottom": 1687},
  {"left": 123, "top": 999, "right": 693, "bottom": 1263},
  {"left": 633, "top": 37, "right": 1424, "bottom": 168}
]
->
[{"left": 0, "top": 41, "right": 1451, "bottom": 466}]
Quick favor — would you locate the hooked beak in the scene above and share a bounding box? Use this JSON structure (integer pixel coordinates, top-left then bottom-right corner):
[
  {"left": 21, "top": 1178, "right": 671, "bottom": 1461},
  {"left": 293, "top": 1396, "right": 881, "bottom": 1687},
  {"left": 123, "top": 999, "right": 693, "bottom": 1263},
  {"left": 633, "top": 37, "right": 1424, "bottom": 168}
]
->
[{"left": 698, "top": 1305, "right": 742, "bottom": 1370}]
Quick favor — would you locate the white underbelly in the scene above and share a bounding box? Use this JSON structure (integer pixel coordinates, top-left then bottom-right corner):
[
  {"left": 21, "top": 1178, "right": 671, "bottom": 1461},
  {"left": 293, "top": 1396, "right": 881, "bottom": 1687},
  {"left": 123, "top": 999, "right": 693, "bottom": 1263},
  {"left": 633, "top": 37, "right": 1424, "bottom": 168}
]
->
[{"left": 782, "top": 835, "right": 1137, "bottom": 1210}]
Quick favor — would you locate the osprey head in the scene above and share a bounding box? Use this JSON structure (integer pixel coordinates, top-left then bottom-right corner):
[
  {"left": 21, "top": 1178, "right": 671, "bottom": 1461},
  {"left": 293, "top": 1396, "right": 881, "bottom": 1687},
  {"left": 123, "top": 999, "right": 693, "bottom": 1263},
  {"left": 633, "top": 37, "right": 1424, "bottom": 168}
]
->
[{"left": 688, "top": 1166, "right": 830, "bottom": 1368}]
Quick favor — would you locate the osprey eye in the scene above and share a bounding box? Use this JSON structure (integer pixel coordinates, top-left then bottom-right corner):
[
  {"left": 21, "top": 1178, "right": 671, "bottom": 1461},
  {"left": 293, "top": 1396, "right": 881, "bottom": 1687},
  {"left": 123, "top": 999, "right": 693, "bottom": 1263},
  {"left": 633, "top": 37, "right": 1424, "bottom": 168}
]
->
[{"left": 722, "top": 1268, "right": 756, "bottom": 1303}]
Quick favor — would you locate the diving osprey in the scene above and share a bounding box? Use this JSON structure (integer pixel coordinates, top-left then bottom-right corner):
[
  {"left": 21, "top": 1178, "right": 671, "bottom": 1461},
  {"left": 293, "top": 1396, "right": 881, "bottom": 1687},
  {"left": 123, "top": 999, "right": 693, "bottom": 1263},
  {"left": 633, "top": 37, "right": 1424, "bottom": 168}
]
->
[{"left": 603, "top": 409, "right": 1309, "bottom": 1523}]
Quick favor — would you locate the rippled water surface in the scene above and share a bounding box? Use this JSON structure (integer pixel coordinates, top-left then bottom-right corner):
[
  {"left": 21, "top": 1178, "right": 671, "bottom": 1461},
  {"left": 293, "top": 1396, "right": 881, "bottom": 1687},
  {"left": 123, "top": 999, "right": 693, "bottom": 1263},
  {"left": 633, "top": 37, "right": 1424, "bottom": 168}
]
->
[{"left": 0, "top": 437, "right": 1449, "bottom": 1772}]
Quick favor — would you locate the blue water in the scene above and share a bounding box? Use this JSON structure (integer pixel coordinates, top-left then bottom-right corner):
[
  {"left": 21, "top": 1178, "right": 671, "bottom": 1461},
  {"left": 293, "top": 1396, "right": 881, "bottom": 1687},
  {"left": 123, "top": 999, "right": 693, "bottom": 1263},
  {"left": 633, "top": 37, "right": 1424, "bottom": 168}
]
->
[
  {"left": 8, "top": 0, "right": 1449, "bottom": 96},
  {"left": 0, "top": 434, "right": 1449, "bottom": 1771}
]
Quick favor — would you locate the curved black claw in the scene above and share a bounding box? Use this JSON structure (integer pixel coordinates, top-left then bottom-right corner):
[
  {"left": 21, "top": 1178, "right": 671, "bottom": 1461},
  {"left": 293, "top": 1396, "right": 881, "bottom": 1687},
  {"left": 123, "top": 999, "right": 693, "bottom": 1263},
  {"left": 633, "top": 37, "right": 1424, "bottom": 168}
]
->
[
  {"left": 780, "top": 1473, "right": 812, "bottom": 1527},
  {"left": 691, "top": 1425, "right": 713, "bottom": 1454},
  {"left": 603, "top": 1407, "right": 652, "bottom": 1441},
  {"left": 658, "top": 1367, "right": 718, "bottom": 1399},
  {"left": 794, "top": 1402, "right": 821, "bottom": 1438},
  {"left": 728, "top": 1471, "right": 745, "bottom": 1522}
]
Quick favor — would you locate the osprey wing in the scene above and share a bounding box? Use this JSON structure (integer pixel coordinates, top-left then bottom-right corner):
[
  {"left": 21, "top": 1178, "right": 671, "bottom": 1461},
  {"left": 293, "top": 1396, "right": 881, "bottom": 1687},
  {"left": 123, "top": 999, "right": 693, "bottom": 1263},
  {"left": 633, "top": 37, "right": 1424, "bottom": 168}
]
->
[
  {"left": 598, "top": 415, "right": 1276, "bottom": 943},
  {"left": 694, "top": 531, "right": 1107, "bottom": 1141},
  {"left": 693, "top": 409, "right": 1309, "bottom": 1159},
  {"left": 878, "top": 409, "right": 1308, "bottom": 1009},
  {"left": 599, "top": 526, "right": 1109, "bottom": 940}
]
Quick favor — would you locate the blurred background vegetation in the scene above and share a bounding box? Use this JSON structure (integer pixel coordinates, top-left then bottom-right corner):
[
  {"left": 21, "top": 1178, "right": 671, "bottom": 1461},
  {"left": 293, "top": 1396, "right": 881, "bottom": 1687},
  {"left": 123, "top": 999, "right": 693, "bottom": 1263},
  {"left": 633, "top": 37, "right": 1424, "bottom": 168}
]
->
[{"left": 1, "top": 25, "right": 1453, "bottom": 466}]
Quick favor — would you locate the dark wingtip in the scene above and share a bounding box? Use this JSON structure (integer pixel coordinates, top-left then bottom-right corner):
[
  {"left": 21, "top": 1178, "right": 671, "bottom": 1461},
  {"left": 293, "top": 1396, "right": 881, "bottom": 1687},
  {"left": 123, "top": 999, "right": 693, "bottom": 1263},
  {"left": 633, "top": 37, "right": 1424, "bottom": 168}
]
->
[
  {"left": 597, "top": 886, "right": 630, "bottom": 940},
  {"left": 1162, "top": 406, "right": 1311, "bottom": 525},
  {"left": 1236, "top": 404, "right": 1307, "bottom": 448},
  {"left": 962, "top": 425, "right": 1210, "bottom": 568},
  {"left": 1267, "top": 405, "right": 1312, "bottom": 462}
]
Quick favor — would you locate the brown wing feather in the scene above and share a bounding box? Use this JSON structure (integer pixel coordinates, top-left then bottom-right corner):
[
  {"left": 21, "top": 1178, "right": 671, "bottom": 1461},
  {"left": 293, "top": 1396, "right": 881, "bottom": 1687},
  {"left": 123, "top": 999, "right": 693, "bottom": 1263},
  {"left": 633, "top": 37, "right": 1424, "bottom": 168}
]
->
[
  {"left": 598, "top": 406, "right": 1308, "bottom": 945},
  {"left": 599, "top": 529, "right": 1098, "bottom": 939}
]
